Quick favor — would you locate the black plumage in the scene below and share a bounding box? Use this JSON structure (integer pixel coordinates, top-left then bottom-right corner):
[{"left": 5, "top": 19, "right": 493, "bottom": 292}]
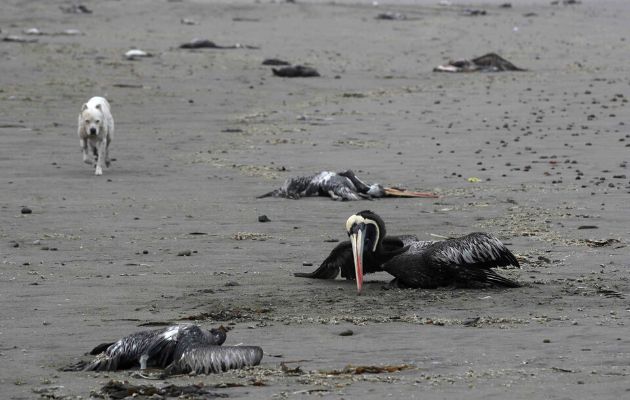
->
[
  {"left": 84, "top": 324, "right": 263, "bottom": 374},
  {"left": 295, "top": 210, "right": 520, "bottom": 292},
  {"left": 294, "top": 235, "right": 417, "bottom": 280}
]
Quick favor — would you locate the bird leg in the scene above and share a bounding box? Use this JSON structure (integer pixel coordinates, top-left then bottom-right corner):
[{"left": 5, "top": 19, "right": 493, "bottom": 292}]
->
[{"left": 139, "top": 354, "right": 149, "bottom": 370}]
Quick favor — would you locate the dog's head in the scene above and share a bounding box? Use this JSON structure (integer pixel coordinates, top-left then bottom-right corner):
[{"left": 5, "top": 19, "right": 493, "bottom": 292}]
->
[{"left": 81, "top": 103, "right": 104, "bottom": 136}]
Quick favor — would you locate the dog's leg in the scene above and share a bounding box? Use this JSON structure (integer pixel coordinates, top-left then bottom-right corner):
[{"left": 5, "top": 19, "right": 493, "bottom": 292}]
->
[
  {"left": 104, "top": 136, "right": 111, "bottom": 168},
  {"left": 80, "top": 138, "right": 92, "bottom": 165},
  {"left": 94, "top": 140, "right": 105, "bottom": 176}
]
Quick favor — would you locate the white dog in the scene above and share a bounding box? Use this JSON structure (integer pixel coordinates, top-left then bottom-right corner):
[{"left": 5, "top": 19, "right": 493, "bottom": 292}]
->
[{"left": 77, "top": 96, "right": 114, "bottom": 175}]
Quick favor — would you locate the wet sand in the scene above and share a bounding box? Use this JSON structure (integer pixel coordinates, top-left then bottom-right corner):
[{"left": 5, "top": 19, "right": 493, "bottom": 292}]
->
[{"left": 1, "top": 0, "right": 629, "bottom": 398}]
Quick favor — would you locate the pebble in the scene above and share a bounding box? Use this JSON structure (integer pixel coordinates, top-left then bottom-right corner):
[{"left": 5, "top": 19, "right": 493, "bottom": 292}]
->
[
  {"left": 177, "top": 250, "right": 192, "bottom": 256},
  {"left": 258, "top": 215, "right": 271, "bottom": 223},
  {"left": 339, "top": 329, "right": 354, "bottom": 336},
  {"left": 21, "top": 207, "right": 32, "bottom": 214}
]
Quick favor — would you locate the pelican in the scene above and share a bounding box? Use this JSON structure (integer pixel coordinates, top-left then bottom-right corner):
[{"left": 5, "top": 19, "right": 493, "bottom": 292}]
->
[
  {"left": 258, "top": 170, "right": 437, "bottom": 200},
  {"left": 434, "top": 53, "right": 525, "bottom": 73},
  {"left": 84, "top": 324, "right": 263, "bottom": 374},
  {"left": 295, "top": 210, "right": 520, "bottom": 292}
]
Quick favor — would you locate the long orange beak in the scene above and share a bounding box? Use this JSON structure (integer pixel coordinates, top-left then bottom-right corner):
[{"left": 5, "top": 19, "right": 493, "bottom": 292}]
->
[
  {"left": 349, "top": 229, "right": 364, "bottom": 294},
  {"left": 383, "top": 187, "right": 438, "bottom": 198}
]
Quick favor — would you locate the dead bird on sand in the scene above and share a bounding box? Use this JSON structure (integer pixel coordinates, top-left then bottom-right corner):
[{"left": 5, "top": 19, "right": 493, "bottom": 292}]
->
[
  {"left": 434, "top": 53, "right": 525, "bottom": 73},
  {"left": 74, "top": 324, "right": 263, "bottom": 375},
  {"left": 180, "top": 39, "right": 259, "bottom": 49},
  {"left": 258, "top": 170, "right": 437, "bottom": 200},
  {"left": 272, "top": 65, "right": 320, "bottom": 77}
]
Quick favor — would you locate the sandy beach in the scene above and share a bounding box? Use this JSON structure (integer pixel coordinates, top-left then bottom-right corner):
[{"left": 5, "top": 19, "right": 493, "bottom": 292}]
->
[{"left": 1, "top": 0, "right": 629, "bottom": 398}]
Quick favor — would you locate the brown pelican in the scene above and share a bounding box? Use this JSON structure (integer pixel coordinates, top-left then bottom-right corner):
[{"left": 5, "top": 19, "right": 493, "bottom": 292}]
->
[
  {"left": 258, "top": 170, "right": 437, "bottom": 200},
  {"left": 84, "top": 324, "right": 263, "bottom": 374},
  {"left": 295, "top": 210, "right": 520, "bottom": 293}
]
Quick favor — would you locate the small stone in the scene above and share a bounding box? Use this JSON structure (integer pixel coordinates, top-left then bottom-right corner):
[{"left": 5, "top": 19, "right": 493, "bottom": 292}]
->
[
  {"left": 302, "top": 262, "right": 313, "bottom": 267},
  {"left": 21, "top": 207, "right": 32, "bottom": 214},
  {"left": 339, "top": 329, "right": 354, "bottom": 336},
  {"left": 543, "top": 339, "right": 551, "bottom": 343},
  {"left": 177, "top": 250, "right": 192, "bottom": 256},
  {"left": 258, "top": 215, "right": 271, "bottom": 223},
  {"left": 225, "top": 281, "right": 240, "bottom": 287}
]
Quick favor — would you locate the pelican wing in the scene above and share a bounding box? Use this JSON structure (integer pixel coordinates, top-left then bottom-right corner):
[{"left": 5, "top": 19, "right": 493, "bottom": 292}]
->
[
  {"left": 429, "top": 232, "right": 519, "bottom": 268},
  {"left": 166, "top": 345, "right": 263, "bottom": 375},
  {"left": 294, "top": 241, "right": 350, "bottom": 280},
  {"left": 384, "top": 233, "right": 519, "bottom": 288},
  {"left": 84, "top": 329, "right": 159, "bottom": 371}
]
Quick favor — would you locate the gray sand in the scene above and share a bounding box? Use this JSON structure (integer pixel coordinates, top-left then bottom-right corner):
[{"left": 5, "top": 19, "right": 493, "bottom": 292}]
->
[{"left": 1, "top": 0, "right": 629, "bottom": 398}]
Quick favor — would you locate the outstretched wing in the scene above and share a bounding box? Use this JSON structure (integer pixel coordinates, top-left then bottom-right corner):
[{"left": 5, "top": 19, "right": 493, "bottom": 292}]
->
[
  {"left": 84, "top": 329, "right": 159, "bottom": 371},
  {"left": 294, "top": 241, "right": 351, "bottom": 280},
  {"left": 166, "top": 345, "right": 264, "bottom": 375}
]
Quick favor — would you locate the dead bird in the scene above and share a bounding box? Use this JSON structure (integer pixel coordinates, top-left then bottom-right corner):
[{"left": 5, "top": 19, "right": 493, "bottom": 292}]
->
[
  {"left": 258, "top": 170, "right": 437, "bottom": 201},
  {"left": 272, "top": 65, "right": 320, "bottom": 77},
  {"left": 80, "top": 324, "right": 263, "bottom": 374},
  {"left": 179, "top": 39, "right": 259, "bottom": 49},
  {"left": 434, "top": 53, "right": 525, "bottom": 73},
  {"left": 262, "top": 58, "right": 291, "bottom": 66}
]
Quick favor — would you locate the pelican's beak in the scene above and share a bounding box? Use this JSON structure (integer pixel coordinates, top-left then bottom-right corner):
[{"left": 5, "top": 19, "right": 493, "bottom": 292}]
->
[
  {"left": 349, "top": 226, "right": 365, "bottom": 294},
  {"left": 383, "top": 187, "right": 438, "bottom": 198}
]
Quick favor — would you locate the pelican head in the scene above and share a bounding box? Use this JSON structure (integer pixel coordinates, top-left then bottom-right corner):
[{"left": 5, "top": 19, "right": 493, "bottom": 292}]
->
[{"left": 345, "top": 210, "right": 386, "bottom": 293}]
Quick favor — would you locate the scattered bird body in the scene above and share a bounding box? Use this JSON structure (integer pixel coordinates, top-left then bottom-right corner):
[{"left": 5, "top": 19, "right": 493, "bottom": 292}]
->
[
  {"left": 434, "top": 53, "right": 525, "bottom": 73},
  {"left": 83, "top": 324, "right": 263, "bottom": 374},
  {"left": 271, "top": 65, "right": 320, "bottom": 77},
  {"left": 258, "top": 170, "right": 436, "bottom": 200}
]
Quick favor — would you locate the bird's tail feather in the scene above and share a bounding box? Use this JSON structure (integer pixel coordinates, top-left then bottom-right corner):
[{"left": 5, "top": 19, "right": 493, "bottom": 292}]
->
[{"left": 485, "top": 270, "right": 520, "bottom": 288}]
